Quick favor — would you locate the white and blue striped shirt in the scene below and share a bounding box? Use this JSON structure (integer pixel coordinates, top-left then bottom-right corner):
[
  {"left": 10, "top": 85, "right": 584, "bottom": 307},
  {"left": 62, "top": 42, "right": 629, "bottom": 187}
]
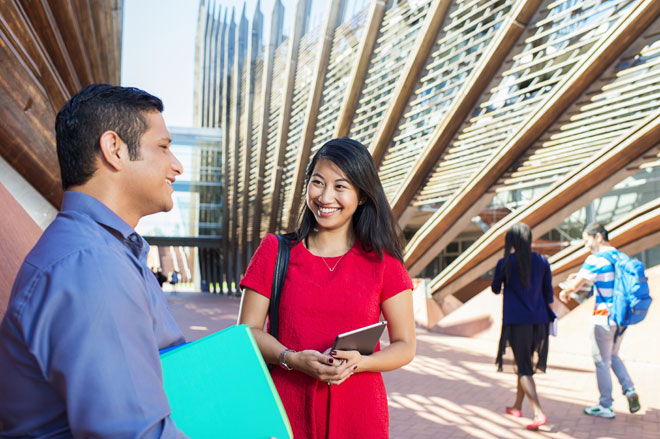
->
[{"left": 578, "top": 249, "right": 618, "bottom": 325}]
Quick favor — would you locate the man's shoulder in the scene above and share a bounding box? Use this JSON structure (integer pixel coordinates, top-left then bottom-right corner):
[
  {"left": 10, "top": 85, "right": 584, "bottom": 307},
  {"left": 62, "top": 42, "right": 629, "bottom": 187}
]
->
[
  {"left": 7, "top": 219, "right": 137, "bottom": 325},
  {"left": 25, "top": 211, "right": 118, "bottom": 269},
  {"left": 591, "top": 249, "right": 618, "bottom": 263},
  {"left": 582, "top": 253, "right": 614, "bottom": 272}
]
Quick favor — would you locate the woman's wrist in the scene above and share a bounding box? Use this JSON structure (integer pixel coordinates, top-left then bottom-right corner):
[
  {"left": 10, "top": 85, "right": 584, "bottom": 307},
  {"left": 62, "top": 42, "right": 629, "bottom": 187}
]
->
[{"left": 279, "top": 348, "right": 296, "bottom": 370}]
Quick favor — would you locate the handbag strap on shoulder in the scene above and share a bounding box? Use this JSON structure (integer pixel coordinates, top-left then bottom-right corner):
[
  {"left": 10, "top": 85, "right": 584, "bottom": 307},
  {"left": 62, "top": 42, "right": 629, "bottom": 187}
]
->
[{"left": 269, "top": 234, "right": 291, "bottom": 340}]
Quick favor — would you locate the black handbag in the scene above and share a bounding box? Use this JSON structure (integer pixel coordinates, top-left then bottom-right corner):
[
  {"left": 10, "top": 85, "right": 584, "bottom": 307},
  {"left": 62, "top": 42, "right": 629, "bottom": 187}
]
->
[{"left": 269, "top": 234, "right": 291, "bottom": 340}]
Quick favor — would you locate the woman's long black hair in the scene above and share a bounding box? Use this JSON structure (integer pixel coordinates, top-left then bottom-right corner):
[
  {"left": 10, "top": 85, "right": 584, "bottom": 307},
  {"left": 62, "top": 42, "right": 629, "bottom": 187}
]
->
[
  {"left": 292, "top": 137, "right": 404, "bottom": 261},
  {"left": 503, "top": 222, "right": 532, "bottom": 288}
]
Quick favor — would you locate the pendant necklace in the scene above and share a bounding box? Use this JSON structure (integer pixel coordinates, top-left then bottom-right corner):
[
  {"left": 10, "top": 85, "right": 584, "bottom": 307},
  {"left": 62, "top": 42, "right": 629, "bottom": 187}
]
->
[{"left": 321, "top": 253, "right": 345, "bottom": 272}]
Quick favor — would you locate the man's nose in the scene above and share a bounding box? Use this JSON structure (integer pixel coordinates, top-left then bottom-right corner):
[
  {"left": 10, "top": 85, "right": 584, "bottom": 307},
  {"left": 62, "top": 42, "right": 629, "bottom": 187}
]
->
[{"left": 171, "top": 152, "right": 183, "bottom": 175}]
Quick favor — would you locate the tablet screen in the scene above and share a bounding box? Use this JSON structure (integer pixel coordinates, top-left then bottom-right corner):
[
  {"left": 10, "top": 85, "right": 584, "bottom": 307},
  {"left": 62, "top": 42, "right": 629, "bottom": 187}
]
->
[{"left": 331, "top": 321, "right": 387, "bottom": 355}]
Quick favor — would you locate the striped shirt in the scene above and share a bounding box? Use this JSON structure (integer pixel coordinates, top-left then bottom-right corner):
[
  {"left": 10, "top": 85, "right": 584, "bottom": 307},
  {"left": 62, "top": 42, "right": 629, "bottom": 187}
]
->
[{"left": 578, "top": 249, "right": 618, "bottom": 325}]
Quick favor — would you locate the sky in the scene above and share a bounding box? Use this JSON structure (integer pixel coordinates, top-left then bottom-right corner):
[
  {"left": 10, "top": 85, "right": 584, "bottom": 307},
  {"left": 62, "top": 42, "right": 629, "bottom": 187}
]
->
[
  {"left": 122, "top": 0, "right": 299, "bottom": 234},
  {"left": 121, "top": 0, "right": 297, "bottom": 127}
]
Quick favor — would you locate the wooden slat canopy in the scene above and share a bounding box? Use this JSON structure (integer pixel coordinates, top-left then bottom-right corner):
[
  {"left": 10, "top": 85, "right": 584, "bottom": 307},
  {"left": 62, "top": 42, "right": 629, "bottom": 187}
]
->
[
  {"left": 380, "top": 0, "right": 539, "bottom": 210},
  {"left": 491, "top": 19, "right": 660, "bottom": 194},
  {"left": 252, "top": 1, "right": 285, "bottom": 247},
  {"left": 334, "top": 0, "right": 386, "bottom": 138},
  {"left": 259, "top": 38, "right": 290, "bottom": 237},
  {"left": 316, "top": 7, "right": 370, "bottom": 148},
  {"left": 193, "top": 0, "right": 660, "bottom": 291},
  {"left": 550, "top": 197, "right": 660, "bottom": 286},
  {"left": 267, "top": 0, "right": 309, "bottom": 232},
  {"left": 404, "top": 0, "right": 660, "bottom": 276},
  {"left": 369, "top": 0, "right": 451, "bottom": 167},
  {"left": 284, "top": 0, "right": 343, "bottom": 231},
  {"left": 429, "top": 110, "right": 660, "bottom": 299},
  {"left": 348, "top": 1, "right": 432, "bottom": 147}
]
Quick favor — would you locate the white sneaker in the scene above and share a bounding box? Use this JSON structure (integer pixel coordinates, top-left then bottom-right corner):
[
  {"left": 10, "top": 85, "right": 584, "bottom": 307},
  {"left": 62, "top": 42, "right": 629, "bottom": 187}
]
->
[
  {"left": 624, "top": 388, "right": 641, "bottom": 413},
  {"left": 584, "top": 404, "right": 615, "bottom": 418}
]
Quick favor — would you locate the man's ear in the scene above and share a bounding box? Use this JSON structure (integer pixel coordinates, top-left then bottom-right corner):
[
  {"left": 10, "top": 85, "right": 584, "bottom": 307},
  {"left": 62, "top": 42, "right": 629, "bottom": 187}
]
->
[{"left": 98, "top": 130, "right": 124, "bottom": 171}]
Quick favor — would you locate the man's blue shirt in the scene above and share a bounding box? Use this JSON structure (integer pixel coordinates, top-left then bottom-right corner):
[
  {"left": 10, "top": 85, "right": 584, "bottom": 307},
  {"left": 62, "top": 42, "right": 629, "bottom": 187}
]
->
[
  {"left": 0, "top": 191, "right": 186, "bottom": 438},
  {"left": 578, "top": 249, "right": 618, "bottom": 325}
]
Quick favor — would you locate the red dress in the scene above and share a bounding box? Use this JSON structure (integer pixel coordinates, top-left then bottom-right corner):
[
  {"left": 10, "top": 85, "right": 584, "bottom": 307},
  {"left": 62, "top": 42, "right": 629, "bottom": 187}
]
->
[{"left": 240, "top": 234, "right": 413, "bottom": 439}]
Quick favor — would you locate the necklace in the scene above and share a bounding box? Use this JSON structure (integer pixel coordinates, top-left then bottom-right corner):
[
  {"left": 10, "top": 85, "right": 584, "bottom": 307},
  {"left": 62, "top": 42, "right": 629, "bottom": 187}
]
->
[{"left": 321, "top": 253, "right": 345, "bottom": 272}]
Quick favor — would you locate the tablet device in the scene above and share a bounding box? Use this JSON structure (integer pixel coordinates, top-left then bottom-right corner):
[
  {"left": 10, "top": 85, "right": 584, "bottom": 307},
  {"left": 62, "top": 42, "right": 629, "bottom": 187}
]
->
[{"left": 331, "top": 321, "right": 387, "bottom": 355}]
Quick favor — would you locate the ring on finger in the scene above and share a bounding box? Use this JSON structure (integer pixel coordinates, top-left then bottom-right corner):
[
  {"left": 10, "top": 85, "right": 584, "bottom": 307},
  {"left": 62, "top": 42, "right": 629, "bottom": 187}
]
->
[{"left": 327, "top": 380, "right": 332, "bottom": 386}]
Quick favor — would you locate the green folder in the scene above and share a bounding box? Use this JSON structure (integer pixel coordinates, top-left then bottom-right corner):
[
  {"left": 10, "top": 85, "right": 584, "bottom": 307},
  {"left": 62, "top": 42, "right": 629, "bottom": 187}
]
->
[{"left": 160, "top": 324, "right": 293, "bottom": 439}]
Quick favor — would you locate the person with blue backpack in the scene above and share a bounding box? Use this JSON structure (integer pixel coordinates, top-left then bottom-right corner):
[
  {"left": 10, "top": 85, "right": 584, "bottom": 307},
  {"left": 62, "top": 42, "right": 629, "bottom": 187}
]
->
[{"left": 559, "top": 223, "right": 652, "bottom": 418}]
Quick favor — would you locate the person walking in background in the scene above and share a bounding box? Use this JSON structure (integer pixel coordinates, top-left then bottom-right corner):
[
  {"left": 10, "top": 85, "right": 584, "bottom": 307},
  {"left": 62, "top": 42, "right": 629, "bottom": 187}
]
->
[
  {"left": 0, "top": 84, "right": 188, "bottom": 437},
  {"left": 238, "top": 138, "right": 416, "bottom": 439},
  {"left": 492, "top": 223, "right": 554, "bottom": 431},
  {"left": 559, "top": 223, "right": 641, "bottom": 418},
  {"left": 152, "top": 266, "right": 167, "bottom": 288},
  {"left": 170, "top": 270, "right": 180, "bottom": 292}
]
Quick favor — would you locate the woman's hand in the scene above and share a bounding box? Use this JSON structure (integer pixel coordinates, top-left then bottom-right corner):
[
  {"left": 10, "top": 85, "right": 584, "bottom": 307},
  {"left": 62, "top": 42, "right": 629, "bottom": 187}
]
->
[
  {"left": 329, "top": 350, "right": 361, "bottom": 385},
  {"left": 288, "top": 350, "right": 353, "bottom": 384}
]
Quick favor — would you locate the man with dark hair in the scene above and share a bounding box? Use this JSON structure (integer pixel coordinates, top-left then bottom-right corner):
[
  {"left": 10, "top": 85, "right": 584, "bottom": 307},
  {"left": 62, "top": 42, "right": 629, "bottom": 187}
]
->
[
  {"left": 559, "top": 223, "right": 640, "bottom": 419},
  {"left": 0, "top": 84, "right": 188, "bottom": 437}
]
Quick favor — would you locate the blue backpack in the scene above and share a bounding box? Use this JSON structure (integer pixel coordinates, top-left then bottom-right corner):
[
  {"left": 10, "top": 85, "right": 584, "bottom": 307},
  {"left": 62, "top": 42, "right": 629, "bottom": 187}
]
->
[{"left": 599, "top": 250, "right": 652, "bottom": 327}]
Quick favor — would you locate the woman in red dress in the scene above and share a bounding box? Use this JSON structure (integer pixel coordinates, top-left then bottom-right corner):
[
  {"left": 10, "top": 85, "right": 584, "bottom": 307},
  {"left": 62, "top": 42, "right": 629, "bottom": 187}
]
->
[{"left": 239, "top": 138, "right": 416, "bottom": 439}]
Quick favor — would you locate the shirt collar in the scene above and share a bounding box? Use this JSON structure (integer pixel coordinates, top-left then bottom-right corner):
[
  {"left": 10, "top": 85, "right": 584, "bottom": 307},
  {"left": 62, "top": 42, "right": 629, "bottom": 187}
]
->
[
  {"left": 61, "top": 191, "right": 135, "bottom": 238},
  {"left": 61, "top": 191, "right": 149, "bottom": 259}
]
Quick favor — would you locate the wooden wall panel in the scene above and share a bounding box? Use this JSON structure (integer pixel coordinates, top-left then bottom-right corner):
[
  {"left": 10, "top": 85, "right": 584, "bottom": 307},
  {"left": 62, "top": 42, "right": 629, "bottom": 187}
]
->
[
  {"left": 0, "top": 0, "right": 123, "bottom": 209},
  {"left": 0, "top": 30, "right": 62, "bottom": 207}
]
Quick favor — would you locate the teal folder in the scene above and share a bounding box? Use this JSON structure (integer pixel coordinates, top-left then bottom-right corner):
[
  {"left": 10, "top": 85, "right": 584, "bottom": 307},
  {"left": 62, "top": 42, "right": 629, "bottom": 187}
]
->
[{"left": 160, "top": 324, "right": 293, "bottom": 439}]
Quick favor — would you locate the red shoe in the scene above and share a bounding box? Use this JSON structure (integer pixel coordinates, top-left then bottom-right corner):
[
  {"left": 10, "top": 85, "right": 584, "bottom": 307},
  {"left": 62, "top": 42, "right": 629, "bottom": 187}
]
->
[
  {"left": 526, "top": 414, "right": 548, "bottom": 431},
  {"left": 505, "top": 406, "right": 522, "bottom": 417}
]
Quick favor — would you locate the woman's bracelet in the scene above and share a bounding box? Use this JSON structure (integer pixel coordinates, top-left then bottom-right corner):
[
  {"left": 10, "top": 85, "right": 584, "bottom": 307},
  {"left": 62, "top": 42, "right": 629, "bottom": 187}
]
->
[{"left": 279, "top": 348, "right": 295, "bottom": 370}]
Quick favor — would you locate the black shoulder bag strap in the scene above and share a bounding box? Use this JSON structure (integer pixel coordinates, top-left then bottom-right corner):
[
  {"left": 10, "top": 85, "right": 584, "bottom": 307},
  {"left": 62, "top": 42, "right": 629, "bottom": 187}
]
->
[{"left": 269, "top": 234, "right": 291, "bottom": 340}]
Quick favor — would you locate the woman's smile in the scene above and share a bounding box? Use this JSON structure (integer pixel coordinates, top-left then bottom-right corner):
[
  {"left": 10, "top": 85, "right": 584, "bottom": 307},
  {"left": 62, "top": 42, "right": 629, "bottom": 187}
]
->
[{"left": 316, "top": 205, "right": 341, "bottom": 217}]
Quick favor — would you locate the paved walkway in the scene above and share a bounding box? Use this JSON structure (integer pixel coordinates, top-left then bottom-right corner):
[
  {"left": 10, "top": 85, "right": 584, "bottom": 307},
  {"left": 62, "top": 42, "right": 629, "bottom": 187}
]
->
[{"left": 166, "top": 292, "right": 659, "bottom": 439}]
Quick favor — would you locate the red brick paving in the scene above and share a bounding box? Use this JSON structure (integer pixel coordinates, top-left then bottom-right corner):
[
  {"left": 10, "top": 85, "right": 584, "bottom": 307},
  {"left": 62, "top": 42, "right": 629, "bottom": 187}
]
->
[{"left": 166, "top": 291, "right": 659, "bottom": 439}]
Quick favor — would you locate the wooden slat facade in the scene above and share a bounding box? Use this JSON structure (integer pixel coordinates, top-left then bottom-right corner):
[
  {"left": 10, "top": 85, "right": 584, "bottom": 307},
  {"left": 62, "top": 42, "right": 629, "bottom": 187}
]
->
[
  {"left": 259, "top": 38, "right": 289, "bottom": 237},
  {"left": 266, "top": 0, "right": 310, "bottom": 232},
  {"left": 276, "top": 24, "right": 323, "bottom": 230},
  {"left": 377, "top": 0, "right": 525, "bottom": 204},
  {"left": 348, "top": 0, "right": 433, "bottom": 148},
  {"left": 314, "top": 6, "right": 369, "bottom": 153},
  {"left": 404, "top": 0, "right": 660, "bottom": 276},
  {"left": 194, "top": 0, "right": 660, "bottom": 297}
]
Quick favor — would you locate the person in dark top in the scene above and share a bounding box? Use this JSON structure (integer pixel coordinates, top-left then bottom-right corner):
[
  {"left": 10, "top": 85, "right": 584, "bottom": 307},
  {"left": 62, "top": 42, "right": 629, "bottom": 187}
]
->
[
  {"left": 491, "top": 222, "right": 555, "bottom": 431},
  {"left": 152, "top": 266, "right": 167, "bottom": 288}
]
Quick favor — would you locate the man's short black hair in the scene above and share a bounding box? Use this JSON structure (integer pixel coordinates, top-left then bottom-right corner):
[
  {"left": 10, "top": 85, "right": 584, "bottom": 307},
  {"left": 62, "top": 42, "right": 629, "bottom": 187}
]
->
[
  {"left": 55, "top": 83, "right": 164, "bottom": 189},
  {"left": 584, "top": 223, "right": 609, "bottom": 241}
]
